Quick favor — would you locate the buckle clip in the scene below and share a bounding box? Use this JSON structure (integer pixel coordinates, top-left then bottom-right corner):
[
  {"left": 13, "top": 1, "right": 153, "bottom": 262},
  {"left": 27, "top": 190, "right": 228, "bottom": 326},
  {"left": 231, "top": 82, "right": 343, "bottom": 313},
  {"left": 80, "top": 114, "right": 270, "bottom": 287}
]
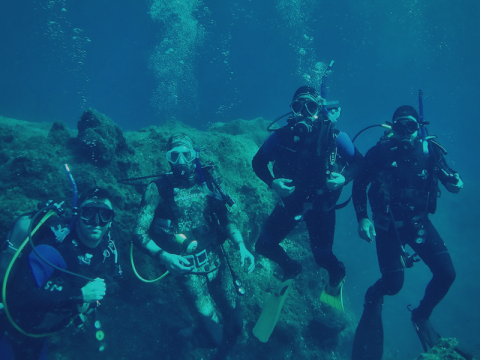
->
[{"left": 194, "top": 249, "right": 208, "bottom": 267}]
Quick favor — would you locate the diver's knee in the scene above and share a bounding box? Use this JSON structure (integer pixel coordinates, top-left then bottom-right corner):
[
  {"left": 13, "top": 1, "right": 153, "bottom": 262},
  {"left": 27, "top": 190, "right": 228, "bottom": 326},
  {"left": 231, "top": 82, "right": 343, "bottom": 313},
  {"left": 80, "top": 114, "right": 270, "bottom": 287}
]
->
[
  {"left": 255, "top": 232, "right": 271, "bottom": 256},
  {"left": 383, "top": 271, "right": 404, "bottom": 296},
  {"left": 440, "top": 265, "right": 456, "bottom": 287},
  {"left": 202, "top": 316, "right": 223, "bottom": 348}
]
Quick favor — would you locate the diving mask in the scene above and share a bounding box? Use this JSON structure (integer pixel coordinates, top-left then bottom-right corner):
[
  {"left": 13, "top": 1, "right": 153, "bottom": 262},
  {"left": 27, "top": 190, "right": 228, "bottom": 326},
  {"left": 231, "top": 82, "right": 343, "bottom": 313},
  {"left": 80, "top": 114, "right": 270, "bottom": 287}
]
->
[
  {"left": 392, "top": 116, "right": 419, "bottom": 136},
  {"left": 166, "top": 146, "right": 197, "bottom": 165},
  {"left": 291, "top": 96, "right": 319, "bottom": 118},
  {"left": 79, "top": 205, "right": 114, "bottom": 226}
]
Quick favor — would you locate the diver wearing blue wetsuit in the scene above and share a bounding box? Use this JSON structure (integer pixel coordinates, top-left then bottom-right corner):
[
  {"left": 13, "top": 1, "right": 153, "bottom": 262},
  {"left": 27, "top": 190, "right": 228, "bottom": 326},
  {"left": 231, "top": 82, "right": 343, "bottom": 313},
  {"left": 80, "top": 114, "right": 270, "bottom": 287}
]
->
[
  {"left": 252, "top": 86, "right": 364, "bottom": 292},
  {"left": 0, "top": 187, "right": 121, "bottom": 360},
  {"left": 351, "top": 105, "right": 464, "bottom": 359}
]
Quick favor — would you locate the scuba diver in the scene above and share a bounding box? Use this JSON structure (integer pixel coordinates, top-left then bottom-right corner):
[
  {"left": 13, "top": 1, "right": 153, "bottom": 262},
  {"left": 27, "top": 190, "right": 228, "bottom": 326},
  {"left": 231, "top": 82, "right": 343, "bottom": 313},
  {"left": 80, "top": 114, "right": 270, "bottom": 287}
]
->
[
  {"left": 0, "top": 187, "right": 121, "bottom": 360},
  {"left": 351, "top": 105, "right": 464, "bottom": 360},
  {"left": 132, "top": 133, "right": 255, "bottom": 360},
  {"left": 252, "top": 85, "right": 364, "bottom": 312}
]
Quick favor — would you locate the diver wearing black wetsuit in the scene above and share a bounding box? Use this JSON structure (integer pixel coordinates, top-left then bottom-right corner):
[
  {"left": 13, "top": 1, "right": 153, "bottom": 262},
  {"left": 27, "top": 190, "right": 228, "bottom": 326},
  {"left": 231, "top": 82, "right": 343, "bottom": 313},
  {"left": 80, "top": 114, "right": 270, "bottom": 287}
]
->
[
  {"left": 253, "top": 86, "right": 364, "bottom": 291},
  {"left": 351, "top": 105, "right": 464, "bottom": 360},
  {"left": 0, "top": 188, "right": 121, "bottom": 360}
]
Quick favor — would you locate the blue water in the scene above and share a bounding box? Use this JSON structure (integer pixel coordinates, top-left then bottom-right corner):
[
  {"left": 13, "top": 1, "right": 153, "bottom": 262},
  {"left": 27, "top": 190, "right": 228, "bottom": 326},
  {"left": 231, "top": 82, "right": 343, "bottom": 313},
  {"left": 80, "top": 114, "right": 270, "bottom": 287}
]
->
[{"left": 1, "top": 1, "right": 479, "bottom": 359}]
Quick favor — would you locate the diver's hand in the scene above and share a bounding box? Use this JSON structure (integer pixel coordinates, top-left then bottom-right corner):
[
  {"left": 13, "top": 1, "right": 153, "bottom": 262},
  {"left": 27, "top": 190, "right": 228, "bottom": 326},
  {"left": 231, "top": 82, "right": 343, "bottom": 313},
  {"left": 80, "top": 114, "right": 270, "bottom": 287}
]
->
[
  {"left": 271, "top": 178, "right": 295, "bottom": 197},
  {"left": 358, "top": 218, "right": 376, "bottom": 243},
  {"left": 444, "top": 173, "right": 463, "bottom": 194},
  {"left": 327, "top": 107, "right": 342, "bottom": 122},
  {"left": 81, "top": 278, "right": 106, "bottom": 303},
  {"left": 326, "top": 172, "right": 345, "bottom": 191},
  {"left": 238, "top": 242, "right": 255, "bottom": 274},
  {"left": 159, "top": 252, "right": 194, "bottom": 275}
]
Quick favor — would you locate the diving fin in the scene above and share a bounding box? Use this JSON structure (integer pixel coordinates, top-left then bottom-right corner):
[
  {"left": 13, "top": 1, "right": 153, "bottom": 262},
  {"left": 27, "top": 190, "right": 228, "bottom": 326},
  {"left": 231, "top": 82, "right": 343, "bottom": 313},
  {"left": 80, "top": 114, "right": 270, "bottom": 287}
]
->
[
  {"left": 411, "top": 318, "right": 473, "bottom": 359},
  {"left": 411, "top": 317, "right": 440, "bottom": 352},
  {"left": 352, "top": 294, "right": 384, "bottom": 360},
  {"left": 319, "top": 278, "right": 345, "bottom": 312},
  {"left": 252, "top": 278, "right": 295, "bottom": 343}
]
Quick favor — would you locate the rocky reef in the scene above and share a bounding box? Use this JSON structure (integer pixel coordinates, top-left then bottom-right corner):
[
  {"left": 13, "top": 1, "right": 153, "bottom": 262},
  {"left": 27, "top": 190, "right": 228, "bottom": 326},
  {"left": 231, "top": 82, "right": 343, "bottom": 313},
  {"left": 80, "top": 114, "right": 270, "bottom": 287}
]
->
[{"left": 0, "top": 112, "right": 473, "bottom": 360}]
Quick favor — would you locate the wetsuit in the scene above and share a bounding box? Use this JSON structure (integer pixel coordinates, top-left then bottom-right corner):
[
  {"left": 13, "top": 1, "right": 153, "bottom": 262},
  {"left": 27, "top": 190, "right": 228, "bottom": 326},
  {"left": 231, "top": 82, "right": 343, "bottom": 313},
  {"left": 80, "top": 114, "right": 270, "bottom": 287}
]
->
[
  {"left": 252, "top": 121, "right": 364, "bottom": 283},
  {"left": 351, "top": 137, "right": 459, "bottom": 359},
  {"left": 133, "top": 169, "right": 242, "bottom": 360},
  {"left": 0, "top": 217, "right": 120, "bottom": 360}
]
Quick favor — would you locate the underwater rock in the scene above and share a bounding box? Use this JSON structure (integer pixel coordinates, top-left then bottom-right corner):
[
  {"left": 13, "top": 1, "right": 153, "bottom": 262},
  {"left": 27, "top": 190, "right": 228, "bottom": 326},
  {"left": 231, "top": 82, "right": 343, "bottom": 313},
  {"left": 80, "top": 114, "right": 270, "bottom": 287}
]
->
[
  {"left": 48, "top": 121, "right": 71, "bottom": 145},
  {"left": 0, "top": 114, "right": 359, "bottom": 360},
  {"left": 306, "top": 312, "right": 348, "bottom": 349},
  {"left": 75, "top": 108, "right": 128, "bottom": 165},
  {"left": 209, "top": 117, "right": 272, "bottom": 147},
  {"left": 414, "top": 338, "right": 475, "bottom": 360}
]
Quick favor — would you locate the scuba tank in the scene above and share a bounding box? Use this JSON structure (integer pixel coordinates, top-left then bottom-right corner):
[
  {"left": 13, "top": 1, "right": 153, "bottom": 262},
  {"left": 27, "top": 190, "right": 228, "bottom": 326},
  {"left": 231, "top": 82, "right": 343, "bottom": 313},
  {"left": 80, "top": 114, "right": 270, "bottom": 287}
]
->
[{"left": 0, "top": 212, "right": 36, "bottom": 287}]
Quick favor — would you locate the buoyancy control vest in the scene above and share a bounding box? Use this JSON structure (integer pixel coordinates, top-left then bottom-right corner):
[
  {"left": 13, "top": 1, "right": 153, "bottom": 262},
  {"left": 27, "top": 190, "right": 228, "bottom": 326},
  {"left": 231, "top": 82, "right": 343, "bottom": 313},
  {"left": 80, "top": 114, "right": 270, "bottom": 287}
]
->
[
  {"left": 273, "top": 122, "right": 345, "bottom": 206},
  {"left": 152, "top": 171, "right": 225, "bottom": 255},
  {"left": 368, "top": 138, "right": 443, "bottom": 220}
]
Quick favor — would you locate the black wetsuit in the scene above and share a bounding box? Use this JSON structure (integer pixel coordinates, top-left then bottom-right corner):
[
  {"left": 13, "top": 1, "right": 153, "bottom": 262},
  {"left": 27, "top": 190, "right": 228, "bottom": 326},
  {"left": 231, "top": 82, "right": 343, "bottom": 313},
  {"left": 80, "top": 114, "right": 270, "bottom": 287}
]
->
[
  {"left": 351, "top": 137, "right": 459, "bottom": 360},
  {"left": 252, "top": 121, "right": 364, "bottom": 283},
  {"left": 0, "top": 217, "right": 120, "bottom": 360}
]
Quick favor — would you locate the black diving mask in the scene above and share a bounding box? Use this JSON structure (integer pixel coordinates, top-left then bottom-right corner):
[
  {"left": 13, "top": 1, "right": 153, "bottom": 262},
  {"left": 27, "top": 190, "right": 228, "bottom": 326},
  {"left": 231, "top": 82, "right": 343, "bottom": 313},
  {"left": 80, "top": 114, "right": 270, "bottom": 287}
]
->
[
  {"left": 392, "top": 116, "right": 419, "bottom": 136},
  {"left": 291, "top": 97, "right": 319, "bottom": 117},
  {"left": 80, "top": 205, "right": 114, "bottom": 226}
]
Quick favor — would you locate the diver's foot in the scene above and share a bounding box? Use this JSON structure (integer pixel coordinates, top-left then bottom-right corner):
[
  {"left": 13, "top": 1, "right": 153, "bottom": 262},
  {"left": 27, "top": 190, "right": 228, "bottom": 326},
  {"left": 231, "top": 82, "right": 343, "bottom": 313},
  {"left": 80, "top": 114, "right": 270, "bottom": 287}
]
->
[
  {"left": 411, "top": 311, "right": 441, "bottom": 351},
  {"left": 328, "top": 261, "right": 346, "bottom": 288},
  {"left": 282, "top": 260, "right": 302, "bottom": 280},
  {"left": 325, "top": 276, "right": 345, "bottom": 296}
]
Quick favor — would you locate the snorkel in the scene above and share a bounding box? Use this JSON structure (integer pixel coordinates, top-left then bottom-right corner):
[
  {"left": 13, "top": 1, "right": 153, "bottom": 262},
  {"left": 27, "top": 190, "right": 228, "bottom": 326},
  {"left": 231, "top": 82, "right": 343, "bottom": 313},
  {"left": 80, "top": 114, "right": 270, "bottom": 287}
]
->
[
  {"left": 320, "top": 61, "right": 334, "bottom": 118},
  {"left": 418, "top": 90, "right": 429, "bottom": 155},
  {"left": 64, "top": 164, "right": 78, "bottom": 232}
]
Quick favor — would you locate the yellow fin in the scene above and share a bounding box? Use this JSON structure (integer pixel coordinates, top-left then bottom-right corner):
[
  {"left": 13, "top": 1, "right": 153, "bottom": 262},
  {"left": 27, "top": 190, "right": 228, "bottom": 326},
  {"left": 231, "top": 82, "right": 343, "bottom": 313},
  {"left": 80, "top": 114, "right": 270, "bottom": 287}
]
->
[{"left": 253, "top": 278, "right": 295, "bottom": 343}]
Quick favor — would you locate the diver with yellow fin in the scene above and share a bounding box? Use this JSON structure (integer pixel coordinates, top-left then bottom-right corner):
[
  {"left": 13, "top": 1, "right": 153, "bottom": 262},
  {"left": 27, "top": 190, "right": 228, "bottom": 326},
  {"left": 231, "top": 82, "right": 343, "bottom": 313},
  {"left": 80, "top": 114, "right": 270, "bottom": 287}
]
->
[{"left": 252, "top": 71, "right": 364, "bottom": 341}]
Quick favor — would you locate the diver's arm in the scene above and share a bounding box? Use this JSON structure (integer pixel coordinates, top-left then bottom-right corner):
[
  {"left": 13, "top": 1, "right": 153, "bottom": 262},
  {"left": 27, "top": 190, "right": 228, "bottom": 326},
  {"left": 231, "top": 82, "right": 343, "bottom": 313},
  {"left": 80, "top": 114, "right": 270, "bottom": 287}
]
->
[
  {"left": 133, "top": 182, "right": 163, "bottom": 257},
  {"left": 10, "top": 252, "right": 85, "bottom": 313},
  {"left": 215, "top": 202, "right": 255, "bottom": 273},
  {"left": 434, "top": 148, "right": 464, "bottom": 192},
  {"left": 224, "top": 222, "right": 255, "bottom": 274},
  {"left": 352, "top": 148, "right": 375, "bottom": 222},
  {"left": 336, "top": 131, "right": 365, "bottom": 184},
  {"left": 429, "top": 142, "right": 463, "bottom": 193},
  {"left": 134, "top": 182, "right": 194, "bottom": 273},
  {"left": 342, "top": 147, "right": 365, "bottom": 184},
  {"left": 252, "top": 132, "right": 280, "bottom": 187}
]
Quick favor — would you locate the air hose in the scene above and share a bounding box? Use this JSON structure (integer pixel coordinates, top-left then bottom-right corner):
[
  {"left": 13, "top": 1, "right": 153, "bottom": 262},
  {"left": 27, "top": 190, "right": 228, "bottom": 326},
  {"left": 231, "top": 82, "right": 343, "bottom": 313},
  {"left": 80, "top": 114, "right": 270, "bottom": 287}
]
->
[
  {"left": 130, "top": 243, "right": 169, "bottom": 283},
  {"left": 2, "top": 209, "right": 57, "bottom": 337}
]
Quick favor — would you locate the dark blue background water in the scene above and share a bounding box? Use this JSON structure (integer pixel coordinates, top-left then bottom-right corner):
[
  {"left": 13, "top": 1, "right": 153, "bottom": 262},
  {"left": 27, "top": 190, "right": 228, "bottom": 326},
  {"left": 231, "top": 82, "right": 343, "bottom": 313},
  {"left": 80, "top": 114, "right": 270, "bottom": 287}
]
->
[{"left": 1, "top": 1, "right": 479, "bottom": 359}]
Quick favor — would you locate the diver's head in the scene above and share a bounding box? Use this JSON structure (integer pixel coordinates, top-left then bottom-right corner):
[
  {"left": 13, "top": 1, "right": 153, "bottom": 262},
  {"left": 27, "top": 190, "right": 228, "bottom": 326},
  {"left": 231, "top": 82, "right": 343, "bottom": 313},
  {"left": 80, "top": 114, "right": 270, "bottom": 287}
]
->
[
  {"left": 166, "top": 133, "right": 196, "bottom": 180},
  {"left": 291, "top": 86, "right": 322, "bottom": 123},
  {"left": 391, "top": 105, "right": 420, "bottom": 151},
  {"left": 77, "top": 187, "right": 114, "bottom": 248}
]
